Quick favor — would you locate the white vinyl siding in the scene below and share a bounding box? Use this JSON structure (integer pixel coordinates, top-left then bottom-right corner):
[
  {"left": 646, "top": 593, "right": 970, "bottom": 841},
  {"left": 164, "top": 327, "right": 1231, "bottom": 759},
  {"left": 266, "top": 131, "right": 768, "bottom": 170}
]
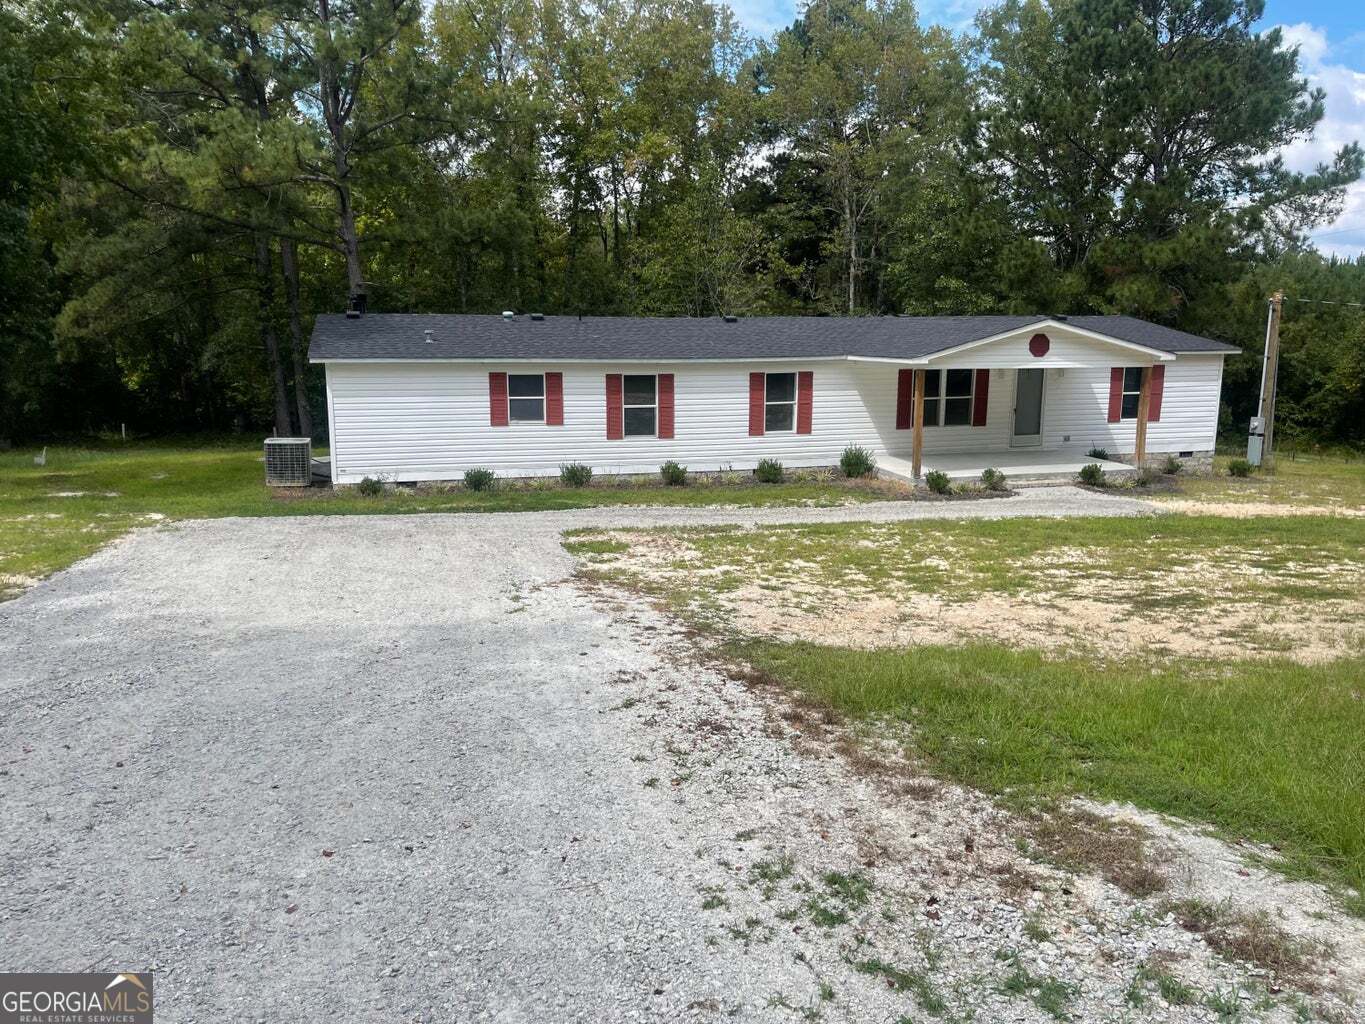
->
[
  {"left": 1037, "top": 355, "right": 1223, "bottom": 456},
  {"left": 321, "top": 345, "right": 1224, "bottom": 483},
  {"left": 327, "top": 361, "right": 877, "bottom": 483}
]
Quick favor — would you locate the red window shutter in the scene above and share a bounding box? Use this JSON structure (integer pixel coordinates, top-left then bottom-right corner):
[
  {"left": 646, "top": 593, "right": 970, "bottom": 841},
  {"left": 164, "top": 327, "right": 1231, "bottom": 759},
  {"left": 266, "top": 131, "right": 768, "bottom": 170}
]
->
[
  {"left": 489, "top": 372, "right": 508, "bottom": 427},
  {"left": 1107, "top": 367, "right": 1124, "bottom": 423},
  {"left": 1147, "top": 365, "right": 1165, "bottom": 422},
  {"left": 657, "top": 373, "right": 675, "bottom": 439},
  {"left": 895, "top": 369, "right": 913, "bottom": 430},
  {"left": 972, "top": 369, "right": 990, "bottom": 427},
  {"left": 796, "top": 371, "right": 813, "bottom": 434},
  {"left": 545, "top": 372, "right": 564, "bottom": 426},
  {"left": 605, "top": 374, "right": 623, "bottom": 440},
  {"left": 748, "top": 372, "right": 765, "bottom": 436}
]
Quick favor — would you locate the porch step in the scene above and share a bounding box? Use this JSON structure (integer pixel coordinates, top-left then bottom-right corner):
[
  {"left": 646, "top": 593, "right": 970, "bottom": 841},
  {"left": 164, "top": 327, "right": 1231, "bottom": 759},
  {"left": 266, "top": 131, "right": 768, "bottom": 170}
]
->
[{"left": 876, "top": 453, "right": 1135, "bottom": 487}]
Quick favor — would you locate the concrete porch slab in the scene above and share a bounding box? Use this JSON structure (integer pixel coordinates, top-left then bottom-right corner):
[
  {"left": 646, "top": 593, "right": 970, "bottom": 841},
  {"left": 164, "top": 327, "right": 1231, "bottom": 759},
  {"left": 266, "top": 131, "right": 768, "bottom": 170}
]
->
[{"left": 877, "top": 450, "right": 1134, "bottom": 485}]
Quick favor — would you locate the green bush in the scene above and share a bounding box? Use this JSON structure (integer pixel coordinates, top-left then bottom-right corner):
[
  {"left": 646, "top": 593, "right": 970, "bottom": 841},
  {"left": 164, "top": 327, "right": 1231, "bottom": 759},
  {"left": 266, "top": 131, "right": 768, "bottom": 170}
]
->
[
  {"left": 1227, "top": 458, "right": 1253, "bottom": 478},
  {"left": 355, "top": 476, "right": 384, "bottom": 497},
  {"left": 1161, "top": 455, "right": 1182, "bottom": 476},
  {"left": 980, "top": 467, "right": 1008, "bottom": 491},
  {"left": 1087, "top": 447, "right": 1110, "bottom": 461},
  {"left": 659, "top": 460, "right": 687, "bottom": 486},
  {"left": 839, "top": 445, "right": 876, "bottom": 478},
  {"left": 754, "top": 458, "right": 784, "bottom": 483},
  {"left": 924, "top": 469, "right": 951, "bottom": 494},
  {"left": 464, "top": 467, "right": 496, "bottom": 491},
  {"left": 1078, "top": 463, "right": 1105, "bottom": 487},
  {"left": 559, "top": 462, "right": 593, "bottom": 487}
]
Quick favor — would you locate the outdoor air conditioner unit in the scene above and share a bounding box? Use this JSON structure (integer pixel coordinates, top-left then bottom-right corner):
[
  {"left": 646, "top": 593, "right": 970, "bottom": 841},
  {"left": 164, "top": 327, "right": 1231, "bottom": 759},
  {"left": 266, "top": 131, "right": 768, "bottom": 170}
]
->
[{"left": 264, "top": 437, "right": 312, "bottom": 487}]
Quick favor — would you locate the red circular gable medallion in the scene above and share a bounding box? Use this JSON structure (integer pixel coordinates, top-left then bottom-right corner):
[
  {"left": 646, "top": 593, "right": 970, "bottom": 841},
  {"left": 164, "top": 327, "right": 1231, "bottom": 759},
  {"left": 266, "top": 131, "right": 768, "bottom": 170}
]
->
[{"left": 1028, "top": 332, "right": 1050, "bottom": 357}]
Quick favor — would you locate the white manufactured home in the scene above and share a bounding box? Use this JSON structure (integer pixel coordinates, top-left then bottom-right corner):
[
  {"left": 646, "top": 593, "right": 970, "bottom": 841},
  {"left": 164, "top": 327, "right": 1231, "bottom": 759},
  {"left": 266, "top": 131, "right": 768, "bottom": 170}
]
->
[{"left": 310, "top": 313, "right": 1237, "bottom": 486}]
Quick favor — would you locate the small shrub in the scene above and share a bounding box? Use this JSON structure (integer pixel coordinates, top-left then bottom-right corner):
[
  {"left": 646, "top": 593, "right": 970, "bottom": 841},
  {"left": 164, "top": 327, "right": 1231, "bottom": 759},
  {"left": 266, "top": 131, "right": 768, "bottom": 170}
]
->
[
  {"left": 659, "top": 460, "right": 687, "bottom": 486},
  {"left": 924, "top": 469, "right": 951, "bottom": 494},
  {"left": 464, "top": 467, "right": 496, "bottom": 491},
  {"left": 1161, "top": 454, "right": 1182, "bottom": 475},
  {"left": 839, "top": 445, "right": 876, "bottom": 478},
  {"left": 980, "top": 467, "right": 1008, "bottom": 491},
  {"left": 1078, "top": 463, "right": 1105, "bottom": 487},
  {"left": 1087, "top": 447, "right": 1110, "bottom": 460},
  {"left": 1227, "top": 458, "right": 1252, "bottom": 478},
  {"left": 355, "top": 476, "right": 384, "bottom": 497},
  {"left": 754, "top": 458, "right": 784, "bottom": 483},
  {"left": 1134, "top": 466, "right": 1160, "bottom": 487},
  {"left": 559, "top": 462, "right": 593, "bottom": 487}
]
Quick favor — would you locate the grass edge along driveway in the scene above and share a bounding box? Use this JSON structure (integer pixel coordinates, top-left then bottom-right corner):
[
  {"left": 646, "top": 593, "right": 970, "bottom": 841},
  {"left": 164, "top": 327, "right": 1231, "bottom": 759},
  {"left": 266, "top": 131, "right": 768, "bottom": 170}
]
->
[
  {"left": 737, "top": 638, "right": 1365, "bottom": 915},
  {"left": 567, "top": 508, "right": 1365, "bottom": 915},
  {"left": 0, "top": 442, "right": 906, "bottom": 599}
]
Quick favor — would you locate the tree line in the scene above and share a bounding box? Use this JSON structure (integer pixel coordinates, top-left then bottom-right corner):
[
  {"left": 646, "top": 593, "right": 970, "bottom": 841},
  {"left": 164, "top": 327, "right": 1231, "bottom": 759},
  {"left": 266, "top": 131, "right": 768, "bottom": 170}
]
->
[{"left": 2, "top": 0, "right": 1362, "bottom": 446}]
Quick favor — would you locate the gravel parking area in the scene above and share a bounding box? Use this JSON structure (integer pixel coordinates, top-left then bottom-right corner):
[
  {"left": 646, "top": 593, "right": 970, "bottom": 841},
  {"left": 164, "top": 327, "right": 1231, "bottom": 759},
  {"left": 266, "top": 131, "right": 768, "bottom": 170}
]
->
[{"left": 3, "top": 490, "right": 1354, "bottom": 1022}]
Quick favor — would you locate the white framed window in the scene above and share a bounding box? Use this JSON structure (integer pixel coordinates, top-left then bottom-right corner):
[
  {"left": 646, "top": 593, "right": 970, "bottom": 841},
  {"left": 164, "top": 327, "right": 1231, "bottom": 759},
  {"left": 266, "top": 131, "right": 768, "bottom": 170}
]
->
[
  {"left": 1120, "top": 367, "right": 1143, "bottom": 420},
  {"left": 623, "top": 374, "right": 657, "bottom": 437},
  {"left": 765, "top": 372, "right": 797, "bottom": 432},
  {"left": 508, "top": 373, "right": 545, "bottom": 422},
  {"left": 920, "top": 368, "right": 974, "bottom": 427}
]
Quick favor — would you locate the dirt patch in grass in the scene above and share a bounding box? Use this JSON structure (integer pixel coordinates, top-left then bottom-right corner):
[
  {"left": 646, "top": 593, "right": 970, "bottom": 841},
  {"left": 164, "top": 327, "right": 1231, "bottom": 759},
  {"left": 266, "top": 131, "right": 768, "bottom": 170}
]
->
[
  {"left": 733, "top": 585, "right": 1363, "bottom": 663},
  {"left": 1022, "top": 808, "right": 1171, "bottom": 899},
  {"left": 1155, "top": 499, "right": 1365, "bottom": 519},
  {"left": 576, "top": 522, "right": 1365, "bottom": 664}
]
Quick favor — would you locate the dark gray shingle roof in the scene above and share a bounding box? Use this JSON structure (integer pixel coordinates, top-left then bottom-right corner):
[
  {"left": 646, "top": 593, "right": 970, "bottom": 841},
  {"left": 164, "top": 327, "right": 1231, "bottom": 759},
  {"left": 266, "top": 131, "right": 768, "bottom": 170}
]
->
[{"left": 309, "top": 313, "right": 1238, "bottom": 362}]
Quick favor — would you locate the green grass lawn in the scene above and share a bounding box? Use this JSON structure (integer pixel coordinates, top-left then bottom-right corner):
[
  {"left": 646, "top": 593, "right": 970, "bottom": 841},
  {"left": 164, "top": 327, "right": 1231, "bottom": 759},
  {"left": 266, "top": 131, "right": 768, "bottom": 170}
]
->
[
  {"left": 570, "top": 510, "right": 1365, "bottom": 910},
  {"left": 0, "top": 440, "right": 903, "bottom": 599},
  {"left": 740, "top": 640, "right": 1365, "bottom": 912},
  {"left": 1155, "top": 452, "right": 1365, "bottom": 510}
]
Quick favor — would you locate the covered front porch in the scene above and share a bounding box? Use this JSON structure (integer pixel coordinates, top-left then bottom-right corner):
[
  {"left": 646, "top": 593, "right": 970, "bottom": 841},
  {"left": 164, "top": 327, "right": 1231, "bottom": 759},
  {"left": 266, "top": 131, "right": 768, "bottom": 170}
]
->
[
  {"left": 876, "top": 449, "right": 1135, "bottom": 485},
  {"left": 869, "top": 320, "right": 1170, "bottom": 482}
]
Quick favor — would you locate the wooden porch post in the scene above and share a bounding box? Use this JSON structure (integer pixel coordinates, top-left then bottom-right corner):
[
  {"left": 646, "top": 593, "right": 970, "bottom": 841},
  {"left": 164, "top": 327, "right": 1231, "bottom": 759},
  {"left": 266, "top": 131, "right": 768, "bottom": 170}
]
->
[
  {"left": 911, "top": 369, "right": 925, "bottom": 479},
  {"left": 1134, "top": 365, "right": 1152, "bottom": 468}
]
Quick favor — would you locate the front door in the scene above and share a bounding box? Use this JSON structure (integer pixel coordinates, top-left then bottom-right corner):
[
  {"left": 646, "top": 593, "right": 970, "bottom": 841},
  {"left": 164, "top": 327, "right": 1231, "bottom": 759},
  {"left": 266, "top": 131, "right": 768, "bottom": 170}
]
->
[{"left": 1011, "top": 369, "right": 1045, "bottom": 446}]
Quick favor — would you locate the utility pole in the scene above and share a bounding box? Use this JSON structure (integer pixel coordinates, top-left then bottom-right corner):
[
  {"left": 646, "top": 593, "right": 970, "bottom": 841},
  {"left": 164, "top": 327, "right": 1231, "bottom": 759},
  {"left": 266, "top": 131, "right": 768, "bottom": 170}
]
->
[{"left": 1257, "top": 291, "right": 1283, "bottom": 467}]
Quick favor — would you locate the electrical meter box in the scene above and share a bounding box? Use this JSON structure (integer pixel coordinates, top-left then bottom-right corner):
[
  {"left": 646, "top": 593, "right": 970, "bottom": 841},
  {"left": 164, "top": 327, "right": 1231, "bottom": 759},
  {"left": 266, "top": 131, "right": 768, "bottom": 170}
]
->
[{"left": 1247, "top": 416, "right": 1266, "bottom": 466}]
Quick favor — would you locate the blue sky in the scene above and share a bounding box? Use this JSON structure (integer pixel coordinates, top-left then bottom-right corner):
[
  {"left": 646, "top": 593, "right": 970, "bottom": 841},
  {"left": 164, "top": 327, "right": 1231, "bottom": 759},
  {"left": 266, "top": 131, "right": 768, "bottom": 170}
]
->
[{"left": 727, "top": 0, "right": 1365, "bottom": 259}]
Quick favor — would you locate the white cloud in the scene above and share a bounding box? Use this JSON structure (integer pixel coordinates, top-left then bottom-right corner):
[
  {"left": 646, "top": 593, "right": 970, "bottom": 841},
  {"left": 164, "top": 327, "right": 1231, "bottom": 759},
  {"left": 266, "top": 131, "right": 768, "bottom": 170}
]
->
[
  {"left": 914, "top": 0, "right": 995, "bottom": 34},
  {"left": 725, "top": 0, "right": 797, "bottom": 37},
  {"left": 1274, "top": 22, "right": 1365, "bottom": 258}
]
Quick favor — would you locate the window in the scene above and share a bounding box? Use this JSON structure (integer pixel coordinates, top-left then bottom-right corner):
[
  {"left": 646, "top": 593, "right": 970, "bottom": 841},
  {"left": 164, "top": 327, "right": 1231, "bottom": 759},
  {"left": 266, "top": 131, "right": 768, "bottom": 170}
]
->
[
  {"left": 919, "top": 369, "right": 974, "bottom": 427},
  {"left": 508, "top": 374, "right": 545, "bottom": 422},
  {"left": 765, "top": 372, "right": 797, "bottom": 432},
  {"left": 1120, "top": 367, "right": 1143, "bottom": 420},
  {"left": 623, "top": 374, "right": 657, "bottom": 437}
]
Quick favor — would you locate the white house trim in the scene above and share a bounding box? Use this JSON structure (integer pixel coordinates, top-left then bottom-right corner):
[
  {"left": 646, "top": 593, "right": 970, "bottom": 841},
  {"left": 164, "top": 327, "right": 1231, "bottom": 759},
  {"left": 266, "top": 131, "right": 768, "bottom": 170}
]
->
[{"left": 919, "top": 320, "right": 1176, "bottom": 364}]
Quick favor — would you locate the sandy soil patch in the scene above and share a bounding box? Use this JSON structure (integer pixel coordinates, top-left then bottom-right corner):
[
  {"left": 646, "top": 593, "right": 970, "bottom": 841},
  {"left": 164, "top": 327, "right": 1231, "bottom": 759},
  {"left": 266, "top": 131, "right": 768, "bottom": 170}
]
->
[
  {"left": 1153, "top": 498, "right": 1365, "bottom": 518},
  {"left": 732, "top": 585, "right": 1362, "bottom": 662},
  {"left": 587, "top": 531, "right": 1365, "bottom": 663}
]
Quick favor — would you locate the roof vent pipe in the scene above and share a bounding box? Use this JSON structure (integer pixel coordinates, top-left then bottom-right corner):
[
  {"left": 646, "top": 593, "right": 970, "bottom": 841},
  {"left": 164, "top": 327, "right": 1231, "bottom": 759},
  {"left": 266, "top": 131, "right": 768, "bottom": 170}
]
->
[
  {"left": 722, "top": 314, "right": 738, "bottom": 323},
  {"left": 424, "top": 329, "right": 434, "bottom": 343},
  {"left": 502, "top": 310, "right": 516, "bottom": 320},
  {"left": 530, "top": 313, "right": 545, "bottom": 321}
]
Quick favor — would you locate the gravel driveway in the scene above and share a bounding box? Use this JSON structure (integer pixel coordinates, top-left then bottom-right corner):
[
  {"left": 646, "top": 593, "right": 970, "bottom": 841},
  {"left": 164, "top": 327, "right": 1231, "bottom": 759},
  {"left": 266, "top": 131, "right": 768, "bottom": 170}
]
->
[{"left": 5, "top": 488, "right": 1329, "bottom": 1023}]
